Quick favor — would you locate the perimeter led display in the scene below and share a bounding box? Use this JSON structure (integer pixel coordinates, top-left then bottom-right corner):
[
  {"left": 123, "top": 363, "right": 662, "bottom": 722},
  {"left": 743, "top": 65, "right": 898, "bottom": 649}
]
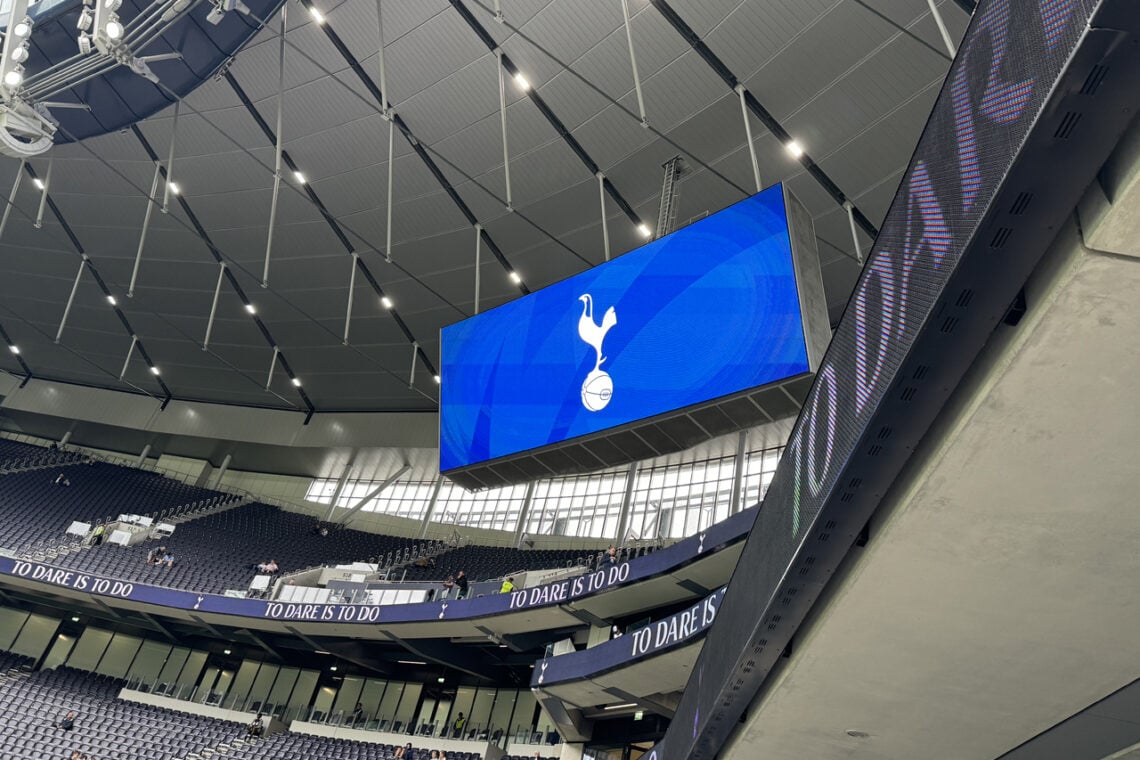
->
[{"left": 440, "top": 184, "right": 810, "bottom": 473}]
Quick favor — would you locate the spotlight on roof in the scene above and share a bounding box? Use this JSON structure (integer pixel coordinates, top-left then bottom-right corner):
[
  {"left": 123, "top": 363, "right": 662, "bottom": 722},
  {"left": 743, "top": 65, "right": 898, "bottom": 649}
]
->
[
  {"left": 105, "top": 18, "right": 124, "bottom": 40},
  {"left": 433, "top": 375, "right": 441, "bottom": 384},
  {"left": 107, "top": 295, "right": 117, "bottom": 306},
  {"left": 637, "top": 223, "right": 652, "bottom": 238},
  {"left": 104, "top": 0, "right": 122, "bottom": 11},
  {"left": 77, "top": 8, "right": 93, "bottom": 31},
  {"left": 508, "top": 271, "right": 522, "bottom": 285},
  {"left": 513, "top": 73, "right": 530, "bottom": 90},
  {"left": 308, "top": 6, "right": 325, "bottom": 23},
  {"left": 380, "top": 296, "right": 393, "bottom": 309},
  {"left": 785, "top": 140, "right": 805, "bottom": 158},
  {"left": 291, "top": 377, "right": 302, "bottom": 387},
  {"left": 293, "top": 171, "right": 306, "bottom": 184},
  {"left": 8, "top": 345, "right": 19, "bottom": 355},
  {"left": 32, "top": 177, "right": 44, "bottom": 190},
  {"left": 12, "top": 19, "right": 33, "bottom": 38},
  {"left": 168, "top": 181, "right": 180, "bottom": 195},
  {"left": 329, "top": 665, "right": 337, "bottom": 671},
  {"left": 10, "top": 45, "right": 29, "bottom": 64},
  {"left": 244, "top": 303, "right": 256, "bottom": 315},
  {"left": 70, "top": 616, "right": 80, "bottom": 622},
  {"left": 223, "top": 648, "right": 232, "bottom": 655},
  {"left": 3, "top": 68, "right": 23, "bottom": 88},
  {"left": 150, "top": 366, "right": 161, "bottom": 376},
  {"left": 437, "top": 676, "right": 445, "bottom": 683}
]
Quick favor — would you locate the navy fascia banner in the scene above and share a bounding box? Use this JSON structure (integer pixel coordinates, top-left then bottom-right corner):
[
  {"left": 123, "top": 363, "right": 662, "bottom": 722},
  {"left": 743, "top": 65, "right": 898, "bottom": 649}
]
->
[
  {"left": 643, "top": 2, "right": 1114, "bottom": 760},
  {"left": 0, "top": 508, "right": 754, "bottom": 626},
  {"left": 532, "top": 586, "right": 727, "bottom": 688}
]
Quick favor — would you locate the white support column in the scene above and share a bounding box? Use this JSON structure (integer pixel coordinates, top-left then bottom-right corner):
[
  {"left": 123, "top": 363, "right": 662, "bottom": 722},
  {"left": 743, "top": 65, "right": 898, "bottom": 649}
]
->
[
  {"left": 203, "top": 261, "right": 225, "bottom": 350},
  {"left": 418, "top": 475, "right": 446, "bottom": 539},
  {"left": 343, "top": 252, "right": 358, "bottom": 345},
  {"left": 619, "top": 0, "right": 648, "bottom": 127},
  {"left": 55, "top": 255, "right": 86, "bottom": 344},
  {"left": 265, "top": 346, "right": 279, "bottom": 390},
  {"left": 0, "top": 160, "right": 25, "bottom": 242},
  {"left": 473, "top": 223, "right": 482, "bottom": 314},
  {"left": 514, "top": 481, "right": 537, "bottom": 548},
  {"left": 926, "top": 0, "right": 958, "bottom": 58},
  {"left": 129, "top": 162, "right": 162, "bottom": 297},
  {"left": 729, "top": 430, "right": 748, "bottom": 515},
  {"left": 59, "top": 430, "right": 72, "bottom": 447},
  {"left": 616, "top": 462, "right": 639, "bottom": 546},
  {"left": 408, "top": 341, "right": 418, "bottom": 388},
  {"left": 119, "top": 335, "right": 138, "bottom": 380},
  {"left": 735, "top": 84, "right": 762, "bottom": 194},
  {"left": 161, "top": 101, "right": 180, "bottom": 213},
  {"left": 324, "top": 461, "right": 355, "bottom": 522},
  {"left": 262, "top": 4, "right": 287, "bottom": 288},
  {"left": 384, "top": 114, "right": 395, "bottom": 262},
  {"left": 33, "top": 155, "right": 52, "bottom": 229},
  {"left": 844, "top": 201, "right": 864, "bottom": 264},
  {"left": 136, "top": 444, "right": 151, "bottom": 468},
  {"left": 496, "top": 50, "right": 513, "bottom": 210},
  {"left": 212, "top": 453, "right": 232, "bottom": 489},
  {"left": 597, "top": 172, "right": 611, "bottom": 261}
]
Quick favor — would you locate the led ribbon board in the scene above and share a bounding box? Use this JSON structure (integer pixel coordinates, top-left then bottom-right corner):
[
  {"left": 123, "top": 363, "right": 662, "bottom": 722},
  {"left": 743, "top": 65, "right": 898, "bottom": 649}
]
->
[
  {"left": 441, "top": 184, "right": 823, "bottom": 479},
  {"left": 643, "top": 1, "right": 1140, "bottom": 758}
]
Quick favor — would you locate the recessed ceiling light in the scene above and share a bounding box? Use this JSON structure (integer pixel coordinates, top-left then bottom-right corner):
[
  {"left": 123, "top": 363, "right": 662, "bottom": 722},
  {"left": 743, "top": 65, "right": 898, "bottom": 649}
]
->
[
  {"left": 244, "top": 303, "right": 256, "bottom": 315},
  {"left": 291, "top": 377, "right": 302, "bottom": 387},
  {"left": 380, "top": 296, "right": 393, "bottom": 309},
  {"left": 293, "top": 171, "right": 306, "bottom": 184},
  {"left": 70, "top": 616, "right": 80, "bottom": 622},
  {"left": 432, "top": 374, "right": 441, "bottom": 384},
  {"left": 31, "top": 177, "right": 44, "bottom": 190},
  {"left": 508, "top": 271, "right": 522, "bottom": 284},
  {"left": 514, "top": 73, "right": 530, "bottom": 90},
  {"left": 223, "top": 648, "right": 232, "bottom": 655},
  {"left": 436, "top": 676, "right": 445, "bottom": 683},
  {"left": 308, "top": 6, "right": 324, "bottom": 23},
  {"left": 107, "top": 295, "right": 117, "bottom": 306},
  {"left": 8, "top": 345, "right": 18, "bottom": 355},
  {"left": 603, "top": 703, "right": 638, "bottom": 711},
  {"left": 329, "top": 665, "right": 337, "bottom": 671},
  {"left": 168, "top": 181, "right": 180, "bottom": 195},
  {"left": 786, "top": 140, "right": 805, "bottom": 158},
  {"left": 637, "top": 223, "right": 652, "bottom": 238},
  {"left": 149, "top": 366, "right": 160, "bottom": 376}
]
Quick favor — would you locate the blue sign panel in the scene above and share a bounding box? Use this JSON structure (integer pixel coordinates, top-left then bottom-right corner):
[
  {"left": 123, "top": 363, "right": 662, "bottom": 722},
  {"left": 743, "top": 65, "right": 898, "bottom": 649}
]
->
[{"left": 440, "top": 184, "right": 809, "bottom": 472}]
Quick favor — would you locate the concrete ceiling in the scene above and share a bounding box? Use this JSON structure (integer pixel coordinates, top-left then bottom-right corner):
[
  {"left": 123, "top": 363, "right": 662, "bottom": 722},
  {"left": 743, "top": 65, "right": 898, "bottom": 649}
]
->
[
  {"left": 718, "top": 217, "right": 1140, "bottom": 758},
  {"left": 0, "top": 0, "right": 966, "bottom": 412}
]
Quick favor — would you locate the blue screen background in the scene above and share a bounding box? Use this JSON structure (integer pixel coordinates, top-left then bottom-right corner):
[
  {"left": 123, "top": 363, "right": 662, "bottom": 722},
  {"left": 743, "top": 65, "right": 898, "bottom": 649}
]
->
[{"left": 439, "top": 185, "right": 809, "bottom": 472}]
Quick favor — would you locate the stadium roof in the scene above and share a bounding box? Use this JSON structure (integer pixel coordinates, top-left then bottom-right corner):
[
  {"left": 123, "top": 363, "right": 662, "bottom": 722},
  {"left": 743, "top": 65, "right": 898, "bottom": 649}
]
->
[{"left": 0, "top": 0, "right": 966, "bottom": 413}]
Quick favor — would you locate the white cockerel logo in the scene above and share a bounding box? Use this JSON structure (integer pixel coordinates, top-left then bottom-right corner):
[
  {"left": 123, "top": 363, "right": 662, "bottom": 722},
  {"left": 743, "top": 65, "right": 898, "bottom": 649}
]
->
[{"left": 577, "top": 294, "right": 617, "bottom": 412}]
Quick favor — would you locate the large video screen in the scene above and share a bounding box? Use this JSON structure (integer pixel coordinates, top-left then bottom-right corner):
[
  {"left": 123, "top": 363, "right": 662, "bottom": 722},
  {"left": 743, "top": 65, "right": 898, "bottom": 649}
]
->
[{"left": 440, "top": 184, "right": 810, "bottom": 473}]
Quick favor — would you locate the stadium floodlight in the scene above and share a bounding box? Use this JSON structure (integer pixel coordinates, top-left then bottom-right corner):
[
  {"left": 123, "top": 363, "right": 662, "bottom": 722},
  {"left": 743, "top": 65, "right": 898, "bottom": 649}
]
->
[
  {"left": 637, "top": 223, "right": 652, "bottom": 238},
  {"left": 514, "top": 72, "right": 530, "bottom": 90},
  {"left": 206, "top": 5, "right": 225, "bottom": 24},
  {"left": 77, "top": 8, "right": 93, "bottom": 31},
  {"left": 244, "top": 303, "right": 256, "bottom": 315},
  {"left": 293, "top": 170, "right": 306, "bottom": 184},
  {"left": 380, "top": 296, "right": 393, "bottom": 309},
  {"left": 149, "top": 366, "right": 160, "bottom": 376},
  {"left": 308, "top": 6, "right": 325, "bottom": 23},
  {"left": 11, "top": 46, "right": 29, "bottom": 64},
  {"left": 8, "top": 345, "right": 18, "bottom": 355},
  {"left": 32, "top": 177, "right": 44, "bottom": 190},
  {"left": 433, "top": 374, "right": 441, "bottom": 384},
  {"left": 105, "top": 17, "right": 124, "bottom": 40},
  {"left": 3, "top": 68, "right": 24, "bottom": 88},
  {"left": 785, "top": 140, "right": 805, "bottom": 158},
  {"left": 107, "top": 295, "right": 117, "bottom": 305},
  {"left": 291, "top": 377, "right": 302, "bottom": 387},
  {"left": 77, "top": 33, "right": 93, "bottom": 55},
  {"left": 12, "top": 19, "right": 33, "bottom": 38},
  {"left": 508, "top": 271, "right": 521, "bottom": 284},
  {"left": 104, "top": 0, "right": 121, "bottom": 10}
]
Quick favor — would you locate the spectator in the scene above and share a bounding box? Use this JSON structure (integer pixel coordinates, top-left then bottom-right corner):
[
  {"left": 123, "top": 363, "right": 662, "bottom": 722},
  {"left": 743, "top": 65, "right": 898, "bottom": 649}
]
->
[
  {"left": 255, "top": 559, "right": 278, "bottom": 574},
  {"left": 611, "top": 625, "right": 623, "bottom": 639},
  {"left": 161, "top": 551, "right": 174, "bottom": 568},
  {"left": 499, "top": 576, "right": 515, "bottom": 594},
  {"left": 53, "top": 711, "right": 77, "bottom": 731},
  {"left": 454, "top": 570, "right": 468, "bottom": 599},
  {"left": 451, "top": 711, "right": 465, "bottom": 738},
  {"left": 351, "top": 701, "right": 364, "bottom": 727},
  {"left": 606, "top": 546, "right": 618, "bottom": 565},
  {"left": 146, "top": 546, "right": 166, "bottom": 565},
  {"left": 394, "top": 742, "right": 412, "bottom": 758},
  {"left": 246, "top": 713, "right": 264, "bottom": 738},
  {"left": 54, "top": 473, "right": 65, "bottom": 485},
  {"left": 441, "top": 575, "right": 456, "bottom": 597},
  {"left": 90, "top": 524, "right": 105, "bottom": 546}
]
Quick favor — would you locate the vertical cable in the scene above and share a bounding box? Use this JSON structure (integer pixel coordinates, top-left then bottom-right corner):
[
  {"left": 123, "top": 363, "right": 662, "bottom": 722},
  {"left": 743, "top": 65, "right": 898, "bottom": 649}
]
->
[
  {"left": 0, "top": 159, "right": 24, "bottom": 242},
  {"left": 597, "top": 172, "right": 611, "bottom": 261},
  {"left": 619, "top": 0, "right": 648, "bottom": 126},
  {"left": 844, "top": 201, "right": 864, "bottom": 264},
  {"left": 161, "top": 101, "right": 180, "bottom": 213},
  {"left": 129, "top": 161, "right": 162, "bottom": 297},
  {"left": 119, "top": 335, "right": 137, "bottom": 380},
  {"left": 266, "top": 346, "right": 279, "bottom": 390},
  {"left": 497, "top": 50, "right": 513, "bottom": 210},
  {"left": 735, "top": 85, "right": 762, "bottom": 194},
  {"left": 263, "top": 3, "right": 287, "bottom": 287},
  {"left": 377, "top": 0, "right": 394, "bottom": 262},
  {"left": 473, "top": 223, "right": 482, "bottom": 314},
  {"left": 408, "top": 341, "right": 418, "bottom": 388},
  {"left": 385, "top": 114, "right": 394, "bottom": 262}
]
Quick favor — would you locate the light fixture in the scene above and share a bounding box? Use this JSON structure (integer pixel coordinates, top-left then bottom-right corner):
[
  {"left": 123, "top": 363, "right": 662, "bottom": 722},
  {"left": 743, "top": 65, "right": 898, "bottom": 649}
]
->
[
  {"left": 150, "top": 366, "right": 160, "bottom": 376},
  {"left": 397, "top": 660, "right": 427, "bottom": 666},
  {"left": 637, "top": 223, "right": 652, "bottom": 238},
  {"left": 291, "top": 377, "right": 302, "bottom": 387},
  {"left": 104, "top": 0, "right": 122, "bottom": 10},
  {"left": 10, "top": 45, "right": 29, "bottom": 64},
  {"left": 293, "top": 171, "right": 306, "bottom": 184},
  {"left": 105, "top": 18, "right": 124, "bottom": 41},
  {"left": 508, "top": 271, "right": 521, "bottom": 284},
  {"left": 78, "top": 33, "right": 92, "bottom": 55},
  {"left": 380, "top": 296, "right": 393, "bottom": 309},
  {"left": 32, "top": 177, "right": 44, "bottom": 190},
  {"left": 4, "top": 68, "right": 24, "bottom": 88},
  {"left": 244, "top": 303, "right": 256, "bottom": 315},
  {"left": 308, "top": 6, "right": 325, "bottom": 23},
  {"left": 9, "top": 345, "right": 19, "bottom": 355},
  {"left": 785, "top": 140, "right": 804, "bottom": 158},
  {"left": 432, "top": 374, "right": 441, "bottom": 384},
  {"left": 77, "top": 8, "right": 93, "bottom": 32},
  {"left": 223, "top": 648, "right": 231, "bottom": 655},
  {"left": 437, "top": 676, "right": 445, "bottom": 683},
  {"left": 12, "top": 19, "right": 32, "bottom": 38},
  {"left": 314, "top": 650, "right": 330, "bottom": 655},
  {"left": 168, "top": 181, "right": 180, "bottom": 195},
  {"left": 70, "top": 616, "right": 80, "bottom": 622},
  {"left": 603, "top": 703, "right": 639, "bottom": 711},
  {"left": 107, "top": 295, "right": 117, "bottom": 306},
  {"left": 513, "top": 72, "right": 530, "bottom": 90},
  {"left": 498, "top": 644, "right": 508, "bottom": 648},
  {"left": 206, "top": 5, "right": 225, "bottom": 24},
  {"left": 330, "top": 665, "right": 338, "bottom": 671}
]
